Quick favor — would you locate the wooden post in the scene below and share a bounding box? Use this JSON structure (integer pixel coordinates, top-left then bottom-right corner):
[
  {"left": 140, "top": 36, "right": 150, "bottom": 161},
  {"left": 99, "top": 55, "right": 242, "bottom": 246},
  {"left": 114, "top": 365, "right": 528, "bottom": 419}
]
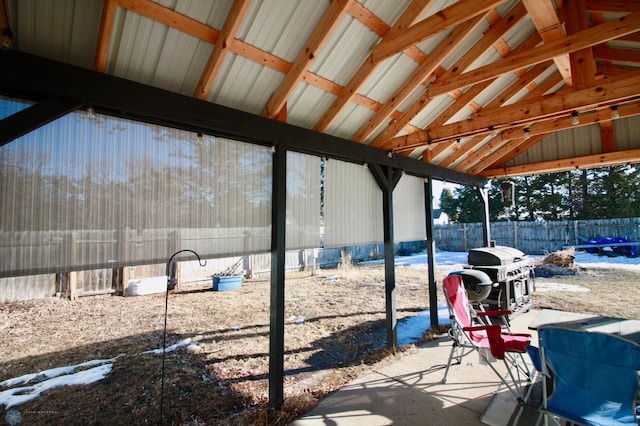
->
[
  {"left": 66, "top": 232, "right": 78, "bottom": 300},
  {"left": 115, "top": 229, "right": 130, "bottom": 295}
]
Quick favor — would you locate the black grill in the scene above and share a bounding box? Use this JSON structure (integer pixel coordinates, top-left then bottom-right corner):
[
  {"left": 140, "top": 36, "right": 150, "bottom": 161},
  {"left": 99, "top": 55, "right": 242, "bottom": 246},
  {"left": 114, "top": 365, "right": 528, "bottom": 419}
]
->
[{"left": 463, "top": 245, "right": 535, "bottom": 316}]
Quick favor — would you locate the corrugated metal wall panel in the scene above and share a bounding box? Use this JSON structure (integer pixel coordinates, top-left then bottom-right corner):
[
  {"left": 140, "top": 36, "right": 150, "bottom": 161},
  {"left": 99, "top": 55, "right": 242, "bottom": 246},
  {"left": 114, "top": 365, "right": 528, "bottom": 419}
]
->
[
  {"left": 411, "top": 93, "right": 456, "bottom": 128},
  {"left": 288, "top": 83, "right": 337, "bottom": 130},
  {"left": 613, "top": 116, "right": 640, "bottom": 150},
  {"left": 309, "top": 15, "right": 378, "bottom": 85},
  {"left": 237, "top": 0, "right": 327, "bottom": 62},
  {"left": 360, "top": 0, "right": 412, "bottom": 26},
  {"left": 393, "top": 174, "right": 426, "bottom": 242},
  {"left": 110, "top": 8, "right": 168, "bottom": 84},
  {"left": 208, "top": 53, "right": 283, "bottom": 114},
  {"left": 324, "top": 159, "right": 383, "bottom": 247},
  {"left": 360, "top": 54, "right": 419, "bottom": 103},
  {"left": 10, "top": 0, "right": 102, "bottom": 69},
  {"left": 328, "top": 103, "right": 376, "bottom": 140},
  {"left": 286, "top": 152, "right": 321, "bottom": 250}
]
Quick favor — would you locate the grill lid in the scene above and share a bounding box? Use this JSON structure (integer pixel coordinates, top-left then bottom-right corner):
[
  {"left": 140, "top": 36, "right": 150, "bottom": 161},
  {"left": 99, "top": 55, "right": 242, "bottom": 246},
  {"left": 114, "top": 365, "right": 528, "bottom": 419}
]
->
[{"left": 468, "top": 246, "right": 527, "bottom": 266}]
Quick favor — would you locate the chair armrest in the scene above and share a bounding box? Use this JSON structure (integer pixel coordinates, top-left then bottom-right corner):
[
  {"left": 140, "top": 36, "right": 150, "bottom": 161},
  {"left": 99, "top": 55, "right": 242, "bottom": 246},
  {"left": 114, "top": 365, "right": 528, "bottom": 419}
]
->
[
  {"left": 476, "top": 310, "right": 512, "bottom": 317},
  {"left": 463, "top": 324, "right": 501, "bottom": 333}
]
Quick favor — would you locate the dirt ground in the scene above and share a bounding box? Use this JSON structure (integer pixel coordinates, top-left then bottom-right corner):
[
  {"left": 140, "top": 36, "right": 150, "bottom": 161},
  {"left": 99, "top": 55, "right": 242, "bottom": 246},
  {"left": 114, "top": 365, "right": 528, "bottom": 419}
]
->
[{"left": 1, "top": 258, "right": 639, "bottom": 425}]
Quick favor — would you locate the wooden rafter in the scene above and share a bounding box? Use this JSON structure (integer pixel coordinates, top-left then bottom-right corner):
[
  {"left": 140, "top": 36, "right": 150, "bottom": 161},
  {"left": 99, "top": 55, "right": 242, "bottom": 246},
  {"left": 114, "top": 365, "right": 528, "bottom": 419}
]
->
[
  {"left": 388, "top": 72, "right": 640, "bottom": 150},
  {"left": 426, "top": 61, "right": 557, "bottom": 165},
  {"left": 371, "top": 0, "right": 504, "bottom": 63},
  {"left": 371, "top": 2, "right": 531, "bottom": 149},
  {"left": 593, "top": 46, "right": 640, "bottom": 65},
  {"left": 521, "top": 0, "right": 572, "bottom": 85},
  {"left": 481, "top": 148, "right": 640, "bottom": 178},
  {"left": 427, "top": 12, "right": 640, "bottom": 97},
  {"left": 352, "top": 13, "right": 487, "bottom": 143},
  {"left": 52, "top": 0, "right": 640, "bottom": 181},
  {"left": 193, "top": 0, "right": 251, "bottom": 99},
  {"left": 313, "top": 0, "right": 434, "bottom": 133},
  {"left": 94, "top": 0, "right": 117, "bottom": 72},
  {"left": 262, "top": 0, "right": 356, "bottom": 118},
  {"left": 565, "top": 0, "right": 596, "bottom": 90}
]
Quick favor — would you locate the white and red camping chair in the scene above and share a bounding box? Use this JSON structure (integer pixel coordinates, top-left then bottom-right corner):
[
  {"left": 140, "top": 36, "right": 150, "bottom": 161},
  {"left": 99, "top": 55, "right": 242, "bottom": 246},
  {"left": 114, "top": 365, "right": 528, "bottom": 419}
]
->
[{"left": 442, "top": 274, "right": 533, "bottom": 403}]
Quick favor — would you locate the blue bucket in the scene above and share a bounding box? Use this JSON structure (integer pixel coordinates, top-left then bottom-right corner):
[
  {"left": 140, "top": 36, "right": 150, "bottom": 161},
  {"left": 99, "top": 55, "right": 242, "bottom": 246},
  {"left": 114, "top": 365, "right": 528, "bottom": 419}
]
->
[{"left": 212, "top": 275, "right": 243, "bottom": 291}]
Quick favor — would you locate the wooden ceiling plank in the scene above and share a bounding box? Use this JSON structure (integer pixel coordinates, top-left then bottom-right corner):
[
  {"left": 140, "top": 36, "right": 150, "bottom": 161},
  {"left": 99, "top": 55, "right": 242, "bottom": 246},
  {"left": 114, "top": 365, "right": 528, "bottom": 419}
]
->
[
  {"left": 371, "top": 0, "right": 504, "bottom": 63},
  {"left": 193, "top": 0, "right": 251, "bottom": 99},
  {"left": 522, "top": 0, "right": 572, "bottom": 85},
  {"left": 94, "top": 0, "right": 117, "bottom": 72},
  {"left": 565, "top": 0, "right": 596, "bottom": 90},
  {"left": 389, "top": 72, "right": 640, "bottom": 150},
  {"left": 313, "top": 0, "right": 435, "bottom": 133},
  {"left": 480, "top": 148, "right": 640, "bottom": 177},
  {"left": 353, "top": 14, "right": 486, "bottom": 143},
  {"left": 263, "top": 0, "right": 356, "bottom": 118},
  {"left": 428, "top": 12, "right": 640, "bottom": 97}
]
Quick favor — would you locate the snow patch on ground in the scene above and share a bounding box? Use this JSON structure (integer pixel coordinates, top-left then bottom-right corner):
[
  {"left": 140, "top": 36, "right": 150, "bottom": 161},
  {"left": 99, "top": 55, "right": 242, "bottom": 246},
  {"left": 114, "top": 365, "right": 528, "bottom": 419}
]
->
[
  {"left": 534, "top": 282, "right": 590, "bottom": 293},
  {"left": 0, "top": 363, "right": 113, "bottom": 408}
]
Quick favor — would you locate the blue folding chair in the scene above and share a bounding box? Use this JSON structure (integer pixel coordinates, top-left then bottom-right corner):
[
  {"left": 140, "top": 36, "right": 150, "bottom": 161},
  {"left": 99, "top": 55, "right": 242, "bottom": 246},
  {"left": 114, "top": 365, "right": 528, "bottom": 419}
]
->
[{"left": 537, "top": 326, "right": 640, "bottom": 425}]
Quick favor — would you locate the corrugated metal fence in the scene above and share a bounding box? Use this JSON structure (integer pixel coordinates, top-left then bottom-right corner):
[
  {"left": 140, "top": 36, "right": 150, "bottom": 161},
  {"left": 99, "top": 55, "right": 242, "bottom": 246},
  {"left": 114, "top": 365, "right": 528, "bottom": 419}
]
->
[{"left": 434, "top": 217, "right": 640, "bottom": 254}]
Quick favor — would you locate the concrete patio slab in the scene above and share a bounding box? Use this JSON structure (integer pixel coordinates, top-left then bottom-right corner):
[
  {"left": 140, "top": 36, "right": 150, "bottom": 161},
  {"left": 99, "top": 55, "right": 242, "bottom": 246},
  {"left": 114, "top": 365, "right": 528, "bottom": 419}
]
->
[{"left": 290, "top": 309, "right": 541, "bottom": 426}]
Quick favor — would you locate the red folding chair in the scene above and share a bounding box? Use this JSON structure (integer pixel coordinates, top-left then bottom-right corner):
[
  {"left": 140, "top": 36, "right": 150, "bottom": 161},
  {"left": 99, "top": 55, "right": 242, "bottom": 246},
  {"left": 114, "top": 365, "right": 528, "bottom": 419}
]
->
[{"left": 442, "top": 274, "right": 533, "bottom": 403}]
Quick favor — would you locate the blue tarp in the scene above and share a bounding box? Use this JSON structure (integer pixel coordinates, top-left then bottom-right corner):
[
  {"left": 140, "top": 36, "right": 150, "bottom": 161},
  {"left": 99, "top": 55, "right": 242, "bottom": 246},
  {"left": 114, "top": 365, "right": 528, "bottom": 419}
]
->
[{"left": 586, "top": 237, "right": 638, "bottom": 257}]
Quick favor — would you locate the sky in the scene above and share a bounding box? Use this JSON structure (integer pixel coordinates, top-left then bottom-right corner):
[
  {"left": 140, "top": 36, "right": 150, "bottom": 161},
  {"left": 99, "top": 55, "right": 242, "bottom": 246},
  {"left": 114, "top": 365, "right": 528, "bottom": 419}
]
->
[{"left": 1, "top": 249, "right": 638, "bottom": 408}]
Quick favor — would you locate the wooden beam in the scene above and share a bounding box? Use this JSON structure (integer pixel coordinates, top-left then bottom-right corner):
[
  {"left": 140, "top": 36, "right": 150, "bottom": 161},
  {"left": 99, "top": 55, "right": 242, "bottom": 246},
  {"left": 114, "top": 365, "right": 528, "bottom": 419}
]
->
[
  {"left": 117, "top": 0, "right": 217, "bottom": 43},
  {"left": 371, "top": 0, "right": 503, "bottom": 63},
  {"left": 387, "top": 72, "right": 640, "bottom": 150},
  {"left": 428, "top": 12, "right": 640, "bottom": 97},
  {"left": 498, "top": 102, "right": 640, "bottom": 141},
  {"left": 352, "top": 14, "right": 485, "bottom": 143},
  {"left": 313, "top": 0, "right": 434, "bottom": 133},
  {"left": 522, "top": 0, "right": 572, "bottom": 85},
  {"left": 600, "top": 120, "right": 616, "bottom": 152},
  {"left": 565, "top": 0, "right": 596, "bottom": 90},
  {"left": 468, "top": 134, "right": 547, "bottom": 174},
  {"left": 454, "top": 135, "right": 509, "bottom": 172},
  {"left": 424, "top": 60, "right": 553, "bottom": 161},
  {"left": 584, "top": 0, "right": 640, "bottom": 13},
  {"left": 94, "top": 0, "right": 118, "bottom": 72},
  {"left": 480, "top": 148, "right": 640, "bottom": 177},
  {"left": 263, "top": 0, "right": 355, "bottom": 118},
  {"left": 193, "top": 0, "right": 251, "bottom": 99},
  {"left": 593, "top": 46, "right": 640, "bottom": 65}
]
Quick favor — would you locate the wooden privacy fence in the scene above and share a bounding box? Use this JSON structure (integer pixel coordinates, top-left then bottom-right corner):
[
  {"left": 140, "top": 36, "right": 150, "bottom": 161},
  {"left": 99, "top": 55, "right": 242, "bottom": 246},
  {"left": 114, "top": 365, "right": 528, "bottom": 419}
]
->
[
  {"left": 434, "top": 217, "right": 640, "bottom": 254},
  {"left": 3, "top": 218, "right": 638, "bottom": 303}
]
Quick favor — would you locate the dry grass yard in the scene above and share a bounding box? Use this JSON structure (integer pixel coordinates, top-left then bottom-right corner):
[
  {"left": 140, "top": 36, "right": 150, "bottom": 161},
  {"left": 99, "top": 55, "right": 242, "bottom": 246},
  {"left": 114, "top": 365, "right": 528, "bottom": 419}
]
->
[{"left": 1, "top": 257, "right": 638, "bottom": 425}]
